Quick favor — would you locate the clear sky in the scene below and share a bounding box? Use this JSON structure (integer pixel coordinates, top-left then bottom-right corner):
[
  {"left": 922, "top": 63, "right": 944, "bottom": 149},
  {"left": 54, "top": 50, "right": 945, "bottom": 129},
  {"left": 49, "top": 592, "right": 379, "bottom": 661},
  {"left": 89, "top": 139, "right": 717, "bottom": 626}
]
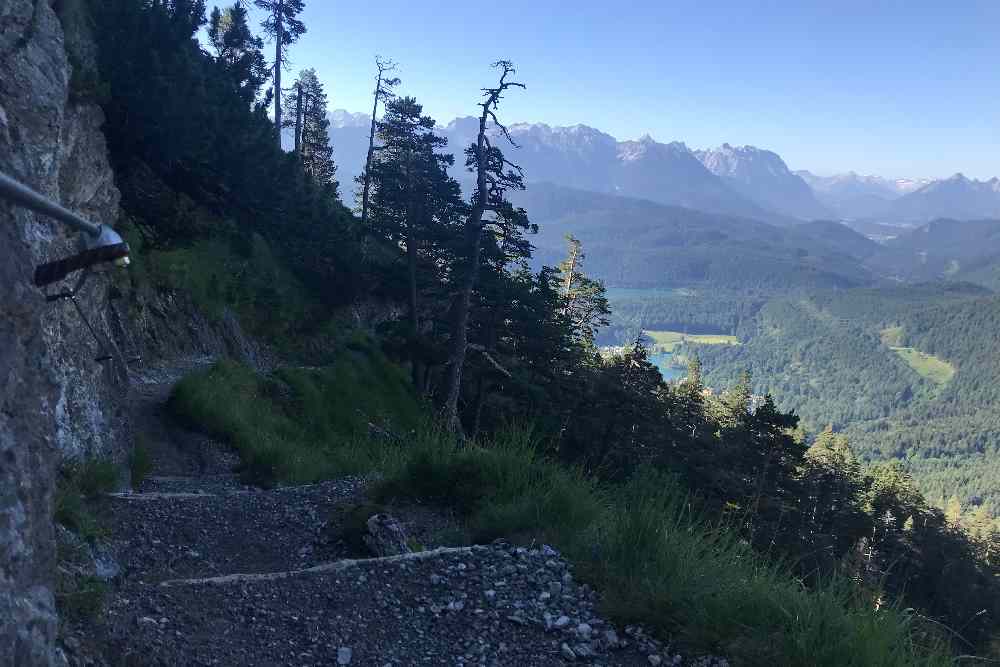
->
[{"left": 233, "top": 0, "right": 999, "bottom": 180}]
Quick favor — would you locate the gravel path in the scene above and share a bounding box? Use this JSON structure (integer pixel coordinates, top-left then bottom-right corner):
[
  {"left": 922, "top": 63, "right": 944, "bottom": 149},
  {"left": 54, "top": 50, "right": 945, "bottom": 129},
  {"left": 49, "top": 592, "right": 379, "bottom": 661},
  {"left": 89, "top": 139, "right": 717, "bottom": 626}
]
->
[{"left": 63, "top": 359, "right": 719, "bottom": 667}]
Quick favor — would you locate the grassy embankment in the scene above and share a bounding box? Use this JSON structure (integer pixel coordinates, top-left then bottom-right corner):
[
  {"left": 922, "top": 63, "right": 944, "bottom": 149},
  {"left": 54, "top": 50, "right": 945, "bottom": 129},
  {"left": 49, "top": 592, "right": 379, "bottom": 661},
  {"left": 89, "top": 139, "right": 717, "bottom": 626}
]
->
[
  {"left": 880, "top": 327, "right": 956, "bottom": 386},
  {"left": 169, "top": 347, "right": 950, "bottom": 667},
  {"left": 644, "top": 329, "right": 740, "bottom": 354}
]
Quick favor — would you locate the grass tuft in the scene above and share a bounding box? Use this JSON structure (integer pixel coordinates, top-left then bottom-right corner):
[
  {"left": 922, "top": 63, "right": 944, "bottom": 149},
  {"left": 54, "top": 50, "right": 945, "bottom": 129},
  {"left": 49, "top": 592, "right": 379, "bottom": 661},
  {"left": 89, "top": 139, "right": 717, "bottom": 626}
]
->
[
  {"left": 55, "top": 458, "right": 118, "bottom": 542},
  {"left": 169, "top": 347, "right": 423, "bottom": 487},
  {"left": 377, "top": 435, "right": 949, "bottom": 666},
  {"left": 130, "top": 435, "right": 154, "bottom": 489},
  {"left": 56, "top": 575, "right": 108, "bottom": 621}
]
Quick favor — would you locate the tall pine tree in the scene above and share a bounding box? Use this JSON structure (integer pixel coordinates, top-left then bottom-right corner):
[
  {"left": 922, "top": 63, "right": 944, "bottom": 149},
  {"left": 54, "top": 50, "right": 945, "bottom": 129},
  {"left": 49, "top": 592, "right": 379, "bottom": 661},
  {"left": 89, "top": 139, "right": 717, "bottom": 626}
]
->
[
  {"left": 207, "top": 3, "right": 270, "bottom": 107},
  {"left": 287, "top": 69, "right": 336, "bottom": 189},
  {"left": 255, "top": 0, "right": 306, "bottom": 146},
  {"left": 369, "top": 96, "right": 464, "bottom": 388}
]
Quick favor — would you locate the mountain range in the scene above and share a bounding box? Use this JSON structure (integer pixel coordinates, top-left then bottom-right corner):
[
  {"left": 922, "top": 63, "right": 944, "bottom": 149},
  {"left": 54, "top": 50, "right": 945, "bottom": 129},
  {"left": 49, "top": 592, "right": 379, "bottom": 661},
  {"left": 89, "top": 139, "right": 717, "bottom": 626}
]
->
[{"left": 320, "top": 109, "right": 1000, "bottom": 226}]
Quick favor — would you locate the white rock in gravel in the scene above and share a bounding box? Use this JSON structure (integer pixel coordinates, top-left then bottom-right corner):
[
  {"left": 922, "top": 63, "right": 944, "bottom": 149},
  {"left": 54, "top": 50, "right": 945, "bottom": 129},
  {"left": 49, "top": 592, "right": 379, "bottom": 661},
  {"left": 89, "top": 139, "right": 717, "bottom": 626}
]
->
[
  {"left": 337, "top": 647, "right": 353, "bottom": 665},
  {"left": 648, "top": 655, "right": 662, "bottom": 666},
  {"left": 576, "top": 623, "right": 592, "bottom": 640},
  {"left": 561, "top": 643, "right": 577, "bottom": 661},
  {"left": 554, "top": 615, "right": 572, "bottom": 629}
]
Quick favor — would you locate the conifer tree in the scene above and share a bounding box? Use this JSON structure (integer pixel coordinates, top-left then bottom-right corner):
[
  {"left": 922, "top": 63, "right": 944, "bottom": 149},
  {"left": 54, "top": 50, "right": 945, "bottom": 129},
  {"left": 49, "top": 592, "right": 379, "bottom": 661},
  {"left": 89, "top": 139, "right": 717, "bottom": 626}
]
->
[
  {"left": 208, "top": 3, "right": 270, "bottom": 107},
  {"left": 360, "top": 57, "right": 400, "bottom": 229},
  {"left": 288, "top": 69, "right": 336, "bottom": 188},
  {"left": 557, "top": 235, "right": 609, "bottom": 348},
  {"left": 369, "top": 96, "right": 463, "bottom": 387},
  {"left": 441, "top": 61, "right": 528, "bottom": 432},
  {"left": 255, "top": 0, "right": 307, "bottom": 147}
]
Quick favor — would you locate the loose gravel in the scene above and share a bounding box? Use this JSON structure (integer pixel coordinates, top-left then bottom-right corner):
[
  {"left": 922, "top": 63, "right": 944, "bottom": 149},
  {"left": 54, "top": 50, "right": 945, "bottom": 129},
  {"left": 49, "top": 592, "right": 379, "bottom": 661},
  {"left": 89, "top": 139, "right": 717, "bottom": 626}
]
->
[{"left": 61, "top": 360, "right": 728, "bottom": 667}]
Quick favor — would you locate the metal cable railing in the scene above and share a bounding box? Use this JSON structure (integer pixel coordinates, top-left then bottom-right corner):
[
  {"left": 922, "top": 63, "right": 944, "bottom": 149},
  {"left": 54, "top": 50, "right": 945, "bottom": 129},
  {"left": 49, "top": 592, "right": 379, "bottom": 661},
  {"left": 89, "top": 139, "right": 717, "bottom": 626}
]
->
[
  {"left": 0, "top": 170, "right": 102, "bottom": 237},
  {"left": 1, "top": 169, "right": 131, "bottom": 363}
]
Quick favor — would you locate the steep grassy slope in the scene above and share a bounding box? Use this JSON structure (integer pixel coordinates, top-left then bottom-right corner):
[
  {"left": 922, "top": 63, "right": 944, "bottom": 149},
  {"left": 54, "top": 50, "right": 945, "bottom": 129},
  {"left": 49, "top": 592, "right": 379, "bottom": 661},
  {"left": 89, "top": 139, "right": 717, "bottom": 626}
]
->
[
  {"left": 171, "top": 352, "right": 950, "bottom": 666},
  {"left": 170, "top": 340, "right": 424, "bottom": 486}
]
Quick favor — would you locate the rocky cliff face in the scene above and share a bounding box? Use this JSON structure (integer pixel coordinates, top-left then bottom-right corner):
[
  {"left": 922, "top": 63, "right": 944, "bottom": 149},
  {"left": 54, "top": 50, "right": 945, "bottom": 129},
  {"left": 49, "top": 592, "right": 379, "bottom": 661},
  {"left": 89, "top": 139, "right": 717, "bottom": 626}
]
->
[{"left": 1, "top": 1, "right": 126, "bottom": 663}]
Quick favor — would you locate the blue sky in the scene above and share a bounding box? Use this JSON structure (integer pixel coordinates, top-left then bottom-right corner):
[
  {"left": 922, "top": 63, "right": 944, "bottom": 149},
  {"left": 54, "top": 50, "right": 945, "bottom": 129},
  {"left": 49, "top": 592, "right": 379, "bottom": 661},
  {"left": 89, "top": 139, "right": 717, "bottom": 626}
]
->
[{"left": 229, "top": 1, "right": 999, "bottom": 179}]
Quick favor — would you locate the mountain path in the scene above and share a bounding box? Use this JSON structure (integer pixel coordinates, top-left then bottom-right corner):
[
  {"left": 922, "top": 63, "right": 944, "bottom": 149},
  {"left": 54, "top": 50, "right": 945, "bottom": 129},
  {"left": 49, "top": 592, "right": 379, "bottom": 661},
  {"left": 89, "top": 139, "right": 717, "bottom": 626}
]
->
[{"left": 64, "top": 358, "right": 698, "bottom": 667}]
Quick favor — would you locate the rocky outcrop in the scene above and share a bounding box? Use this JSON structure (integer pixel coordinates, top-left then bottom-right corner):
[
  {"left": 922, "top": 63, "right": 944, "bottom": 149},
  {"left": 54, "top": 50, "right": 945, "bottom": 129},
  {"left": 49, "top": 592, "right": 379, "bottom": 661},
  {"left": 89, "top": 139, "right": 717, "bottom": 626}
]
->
[
  {"left": 1, "top": 1, "right": 72, "bottom": 663},
  {"left": 1, "top": 0, "right": 127, "bottom": 663}
]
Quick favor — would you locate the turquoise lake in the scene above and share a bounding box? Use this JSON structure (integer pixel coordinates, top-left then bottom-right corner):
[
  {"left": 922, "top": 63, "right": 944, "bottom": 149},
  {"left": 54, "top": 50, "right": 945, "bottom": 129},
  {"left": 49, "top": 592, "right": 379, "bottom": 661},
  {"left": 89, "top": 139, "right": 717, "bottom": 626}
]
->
[{"left": 650, "top": 351, "right": 685, "bottom": 382}]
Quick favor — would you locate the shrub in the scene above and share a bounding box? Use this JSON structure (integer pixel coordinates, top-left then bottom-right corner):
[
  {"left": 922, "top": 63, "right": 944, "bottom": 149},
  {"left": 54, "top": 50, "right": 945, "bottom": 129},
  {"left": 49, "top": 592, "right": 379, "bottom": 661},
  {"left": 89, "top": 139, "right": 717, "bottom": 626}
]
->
[
  {"left": 56, "top": 576, "right": 108, "bottom": 621},
  {"left": 55, "top": 459, "right": 116, "bottom": 542},
  {"left": 75, "top": 458, "right": 120, "bottom": 498}
]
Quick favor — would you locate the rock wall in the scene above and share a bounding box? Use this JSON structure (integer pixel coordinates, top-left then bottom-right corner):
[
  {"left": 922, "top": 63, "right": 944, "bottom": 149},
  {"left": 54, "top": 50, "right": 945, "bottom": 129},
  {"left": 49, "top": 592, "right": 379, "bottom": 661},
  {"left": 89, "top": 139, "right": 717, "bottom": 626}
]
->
[
  {"left": 1, "top": 2, "right": 275, "bottom": 662},
  {"left": 0, "top": 0, "right": 124, "bottom": 663}
]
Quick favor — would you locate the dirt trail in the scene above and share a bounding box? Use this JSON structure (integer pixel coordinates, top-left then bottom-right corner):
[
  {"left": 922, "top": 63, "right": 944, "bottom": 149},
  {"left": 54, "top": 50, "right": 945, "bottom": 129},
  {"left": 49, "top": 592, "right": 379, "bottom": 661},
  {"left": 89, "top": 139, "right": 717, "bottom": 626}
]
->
[{"left": 66, "top": 360, "right": 697, "bottom": 667}]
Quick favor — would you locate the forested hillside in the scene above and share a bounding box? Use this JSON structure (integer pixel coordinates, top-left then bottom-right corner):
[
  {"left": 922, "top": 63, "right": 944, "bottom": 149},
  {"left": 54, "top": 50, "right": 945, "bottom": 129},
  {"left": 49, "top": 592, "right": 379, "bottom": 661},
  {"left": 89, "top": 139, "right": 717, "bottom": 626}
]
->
[
  {"left": 877, "top": 219, "right": 1000, "bottom": 283},
  {"left": 693, "top": 283, "right": 1000, "bottom": 519},
  {"left": 37, "top": 1, "right": 1000, "bottom": 663},
  {"left": 517, "top": 183, "right": 876, "bottom": 289}
]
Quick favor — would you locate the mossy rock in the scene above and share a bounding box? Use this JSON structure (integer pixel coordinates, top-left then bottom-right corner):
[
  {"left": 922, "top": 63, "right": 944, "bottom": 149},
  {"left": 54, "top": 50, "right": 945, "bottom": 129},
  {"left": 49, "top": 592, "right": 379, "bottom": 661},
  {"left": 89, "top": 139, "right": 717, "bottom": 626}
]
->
[{"left": 326, "top": 502, "right": 387, "bottom": 555}]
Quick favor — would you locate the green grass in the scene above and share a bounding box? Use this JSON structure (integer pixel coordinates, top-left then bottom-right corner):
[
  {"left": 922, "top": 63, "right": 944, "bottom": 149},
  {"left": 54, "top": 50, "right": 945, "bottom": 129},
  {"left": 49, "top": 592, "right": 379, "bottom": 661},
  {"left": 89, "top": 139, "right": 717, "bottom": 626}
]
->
[
  {"left": 55, "top": 458, "right": 119, "bottom": 541},
  {"left": 606, "top": 287, "right": 698, "bottom": 300},
  {"left": 130, "top": 435, "right": 153, "bottom": 489},
  {"left": 168, "top": 339, "right": 425, "bottom": 487},
  {"left": 373, "top": 431, "right": 949, "bottom": 666},
  {"left": 645, "top": 329, "right": 740, "bottom": 354},
  {"left": 171, "top": 353, "right": 951, "bottom": 666},
  {"left": 889, "top": 348, "right": 955, "bottom": 385},
  {"left": 122, "top": 224, "right": 321, "bottom": 349},
  {"left": 56, "top": 575, "right": 109, "bottom": 621},
  {"left": 879, "top": 327, "right": 955, "bottom": 386},
  {"left": 880, "top": 326, "right": 905, "bottom": 347}
]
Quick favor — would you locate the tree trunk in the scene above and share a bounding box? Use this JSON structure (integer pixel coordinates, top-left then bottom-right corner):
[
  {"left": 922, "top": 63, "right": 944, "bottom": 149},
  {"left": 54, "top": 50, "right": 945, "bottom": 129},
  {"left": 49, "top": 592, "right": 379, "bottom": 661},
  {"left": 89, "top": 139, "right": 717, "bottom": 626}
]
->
[
  {"left": 273, "top": 1, "right": 283, "bottom": 148},
  {"left": 441, "top": 223, "right": 484, "bottom": 433},
  {"left": 405, "top": 153, "right": 422, "bottom": 390},
  {"left": 294, "top": 82, "right": 302, "bottom": 154},
  {"left": 441, "top": 66, "right": 516, "bottom": 432},
  {"left": 562, "top": 242, "right": 578, "bottom": 307},
  {"left": 360, "top": 71, "right": 382, "bottom": 229}
]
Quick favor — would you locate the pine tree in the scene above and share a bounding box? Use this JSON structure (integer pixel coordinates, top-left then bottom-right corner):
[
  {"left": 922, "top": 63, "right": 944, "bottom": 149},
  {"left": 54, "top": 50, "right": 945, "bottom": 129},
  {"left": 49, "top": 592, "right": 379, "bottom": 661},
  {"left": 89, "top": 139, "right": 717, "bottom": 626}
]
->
[
  {"left": 255, "top": 0, "right": 307, "bottom": 147},
  {"left": 557, "top": 235, "right": 609, "bottom": 348},
  {"left": 288, "top": 69, "right": 336, "bottom": 188},
  {"left": 368, "top": 96, "right": 464, "bottom": 388},
  {"left": 441, "top": 61, "right": 528, "bottom": 433},
  {"left": 360, "top": 57, "right": 400, "bottom": 230},
  {"left": 208, "top": 3, "right": 270, "bottom": 107}
]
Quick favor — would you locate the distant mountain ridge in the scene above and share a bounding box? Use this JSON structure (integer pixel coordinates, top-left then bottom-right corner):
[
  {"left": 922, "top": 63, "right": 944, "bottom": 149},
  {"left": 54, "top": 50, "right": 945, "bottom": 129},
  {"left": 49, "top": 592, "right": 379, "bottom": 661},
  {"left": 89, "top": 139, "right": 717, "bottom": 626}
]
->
[
  {"left": 321, "top": 109, "right": 994, "bottom": 225},
  {"left": 887, "top": 174, "right": 1000, "bottom": 222},
  {"left": 327, "top": 112, "right": 786, "bottom": 222},
  {"left": 696, "top": 144, "right": 831, "bottom": 220}
]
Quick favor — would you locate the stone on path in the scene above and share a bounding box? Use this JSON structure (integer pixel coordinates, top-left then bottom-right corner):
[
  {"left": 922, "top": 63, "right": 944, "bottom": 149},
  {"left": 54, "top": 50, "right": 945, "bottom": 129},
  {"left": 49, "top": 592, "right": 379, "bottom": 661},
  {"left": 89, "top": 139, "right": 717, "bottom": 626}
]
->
[{"left": 364, "top": 513, "right": 411, "bottom": 557}]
